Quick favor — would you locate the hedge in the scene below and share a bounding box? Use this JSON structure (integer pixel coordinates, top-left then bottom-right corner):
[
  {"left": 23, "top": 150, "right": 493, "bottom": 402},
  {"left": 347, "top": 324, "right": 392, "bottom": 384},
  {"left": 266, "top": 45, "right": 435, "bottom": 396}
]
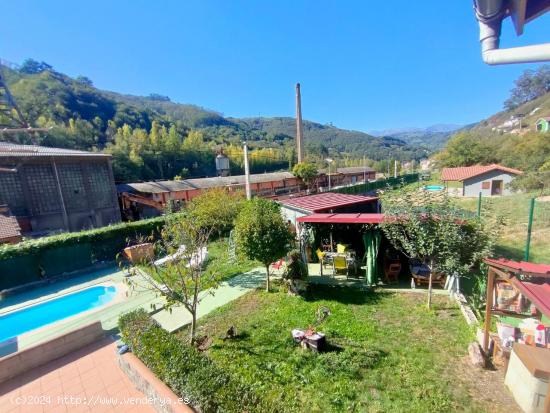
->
[
  {"left": 119, "top": 310, "right": 272, "bottom": 413},
  {"left": 332, "top": 173, "right": 420, "bottom": 195},
  {"left": 0, "top": 217, "right": 166, "bottom": 290}
]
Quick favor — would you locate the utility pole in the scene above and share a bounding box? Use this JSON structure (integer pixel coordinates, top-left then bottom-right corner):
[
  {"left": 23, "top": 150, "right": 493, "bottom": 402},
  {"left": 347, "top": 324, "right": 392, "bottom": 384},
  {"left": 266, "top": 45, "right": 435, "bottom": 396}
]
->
[
  {"left": 326, "top": 158, "right": 333, "bottom": 191},
  {"left": 243, "top": 143, "right": 252, "bottom": 200},
  {"left": 394, "top": 160, "right": 398, "bottom": 178},
  {"left": 524, "top": 198, "right": 535, "bottom": 261},
  {"left": 363, "top": 155, "right": 367, "bottom": 182}
]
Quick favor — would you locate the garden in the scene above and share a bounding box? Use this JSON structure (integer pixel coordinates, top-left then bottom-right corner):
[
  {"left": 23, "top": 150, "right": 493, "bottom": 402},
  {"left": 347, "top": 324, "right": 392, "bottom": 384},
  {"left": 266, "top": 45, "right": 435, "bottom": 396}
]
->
[
  {"left": 120, "top": 283, "right": 498, "bottom": 412},
  {"left": 118, "top": 187, "right": 523, "bottom": 412}
]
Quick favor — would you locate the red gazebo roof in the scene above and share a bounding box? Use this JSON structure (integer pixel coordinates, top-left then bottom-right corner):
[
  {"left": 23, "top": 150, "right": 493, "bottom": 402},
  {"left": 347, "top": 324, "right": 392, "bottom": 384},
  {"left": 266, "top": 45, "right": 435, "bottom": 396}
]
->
[
  {"left": 297, "top": 213, "right": 385, "bottom": 224},
  {"left": 484, "top": 258, "right": 550, "bottom": 319},
  {"left": 280, "top": 193, "right": 378, "bottom": 213},
  {"left": 484, "top": 258, "right": 550, "bottom": 276}
]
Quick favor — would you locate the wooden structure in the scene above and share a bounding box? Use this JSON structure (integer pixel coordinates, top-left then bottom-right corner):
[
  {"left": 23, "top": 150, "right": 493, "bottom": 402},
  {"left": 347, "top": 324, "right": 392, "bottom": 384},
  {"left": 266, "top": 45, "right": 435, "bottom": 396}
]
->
[
  {"left": 483, "top": 258, "right": 550, "bottom": 353},
  {"left": 483, "top": 258, "right": 550, "bottom": 412}
]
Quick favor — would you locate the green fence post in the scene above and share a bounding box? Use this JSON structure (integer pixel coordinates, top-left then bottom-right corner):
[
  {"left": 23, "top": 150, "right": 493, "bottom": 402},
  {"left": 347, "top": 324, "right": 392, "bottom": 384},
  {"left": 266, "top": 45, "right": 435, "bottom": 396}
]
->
[
  {"left": 477, "top": 192, "right": 482, "bottom": 217},
  {"left": 524, "top": 198, "right": 535, "bottom": 262}
]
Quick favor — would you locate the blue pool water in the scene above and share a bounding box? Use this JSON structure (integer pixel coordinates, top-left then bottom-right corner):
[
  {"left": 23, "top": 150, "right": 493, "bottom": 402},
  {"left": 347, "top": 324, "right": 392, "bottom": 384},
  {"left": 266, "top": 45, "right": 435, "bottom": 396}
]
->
[
  {"left": 0, "top": 285, "right": 116, "bottom": 342},
  {"left": 424, "top": 185, "right": 444, "bottom": 191}
]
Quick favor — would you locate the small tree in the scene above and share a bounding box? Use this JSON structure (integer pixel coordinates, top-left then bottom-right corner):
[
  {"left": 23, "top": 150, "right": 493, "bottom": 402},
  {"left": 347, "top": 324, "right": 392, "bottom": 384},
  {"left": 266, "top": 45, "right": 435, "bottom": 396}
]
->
[
  {"left": 381, "top": 188, "right": 499, "bottom": 309},
  {"left": 186, "top": 188, "right": 244, "bottom": 237},
  {"left": 234, "top": 198, "right": 294, "bottom": 292},
  {"left": 292, "top": 162, "right": 319, "bottom": 190},
  {"left": 126, "top": 212, "right": 224, "bottom": 343}
]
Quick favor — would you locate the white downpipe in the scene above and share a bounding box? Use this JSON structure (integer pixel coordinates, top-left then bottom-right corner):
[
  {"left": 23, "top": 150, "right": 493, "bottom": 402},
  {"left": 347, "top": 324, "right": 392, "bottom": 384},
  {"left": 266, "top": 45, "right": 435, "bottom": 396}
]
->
[
  {"left": 482, "top": 42, "right": 550, "bottom": 65},
  {"left": 476, "top": 2, "right": 550, "bottom": 66}
]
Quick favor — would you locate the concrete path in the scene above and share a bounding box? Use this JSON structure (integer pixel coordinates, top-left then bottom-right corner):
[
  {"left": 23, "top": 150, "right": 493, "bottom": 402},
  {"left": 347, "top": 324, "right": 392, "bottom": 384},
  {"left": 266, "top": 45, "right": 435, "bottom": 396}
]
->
[{"left": 152, "top": 268, "right": 265, "bottom": 333}]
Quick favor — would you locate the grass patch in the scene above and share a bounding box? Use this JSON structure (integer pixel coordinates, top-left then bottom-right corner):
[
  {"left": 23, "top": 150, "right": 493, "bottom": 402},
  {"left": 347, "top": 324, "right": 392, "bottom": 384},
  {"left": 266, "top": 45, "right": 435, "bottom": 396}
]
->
[
  {"left": 182, "top": 284, "right": 479, "bottom": 412},
  {"left": 453, "top": 192, "right": 550, "bottom": 263},
  {"left": 205, "top": 238, "right": 260, "bottom": 281}
]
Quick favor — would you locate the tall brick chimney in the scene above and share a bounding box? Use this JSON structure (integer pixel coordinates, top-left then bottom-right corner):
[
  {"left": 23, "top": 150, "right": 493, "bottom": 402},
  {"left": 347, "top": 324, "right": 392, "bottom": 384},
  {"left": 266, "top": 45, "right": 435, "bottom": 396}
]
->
[{"left": 295, "top": 83, "right": 304, "bottom": 163}]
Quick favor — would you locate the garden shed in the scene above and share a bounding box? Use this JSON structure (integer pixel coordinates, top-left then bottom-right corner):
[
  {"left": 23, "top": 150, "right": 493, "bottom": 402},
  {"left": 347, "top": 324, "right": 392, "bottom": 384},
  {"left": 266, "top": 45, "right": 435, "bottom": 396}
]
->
[
  {"left": 441, "top": 164, "right": 522, "bottom": 196},
  {"left": 535, "top": 117, "right": 550, "bottom": 133}
]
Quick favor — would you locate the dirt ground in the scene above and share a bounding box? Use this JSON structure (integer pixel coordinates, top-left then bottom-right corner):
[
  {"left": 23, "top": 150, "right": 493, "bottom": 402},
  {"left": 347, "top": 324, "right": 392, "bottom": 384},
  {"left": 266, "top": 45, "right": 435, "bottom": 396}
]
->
[{"left": 455, "top": 356, "right": 521, "bottom": 413}]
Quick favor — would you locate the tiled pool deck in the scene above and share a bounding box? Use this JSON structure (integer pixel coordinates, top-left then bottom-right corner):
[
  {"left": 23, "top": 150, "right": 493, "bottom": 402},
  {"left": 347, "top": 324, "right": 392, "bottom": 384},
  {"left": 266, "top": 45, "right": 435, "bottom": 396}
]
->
[{"left": 0, "top": 337, "right": 155, "bottom": 413}]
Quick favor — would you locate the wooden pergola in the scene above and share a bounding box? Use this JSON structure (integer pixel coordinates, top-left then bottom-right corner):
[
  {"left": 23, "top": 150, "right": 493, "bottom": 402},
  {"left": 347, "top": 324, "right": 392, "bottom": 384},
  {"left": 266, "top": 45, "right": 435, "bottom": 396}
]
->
[
  {"left": 483, "top": 258, "right": 550, "bottom": 412},
  {"left": 483, "top": 258, "right": 550, "bottom": 353}
]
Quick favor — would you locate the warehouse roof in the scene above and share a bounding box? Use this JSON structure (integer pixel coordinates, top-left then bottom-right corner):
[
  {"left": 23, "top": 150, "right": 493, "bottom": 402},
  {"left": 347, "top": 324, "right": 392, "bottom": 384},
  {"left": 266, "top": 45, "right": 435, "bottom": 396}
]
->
[
  {"left": 441, "top": 164, "right": 522, "bottom": 181},
  {"left": 279, "top": 192, "right": 378, "bottom": 213},
  {"left": 0, "top": 143, "right": 111, "bottom": 158},
  {"left": 336, "top": 166, "right": 375, "bottom": 174},
  {"left": 119, "top": 171, "right": 296, "bottom": 194}
]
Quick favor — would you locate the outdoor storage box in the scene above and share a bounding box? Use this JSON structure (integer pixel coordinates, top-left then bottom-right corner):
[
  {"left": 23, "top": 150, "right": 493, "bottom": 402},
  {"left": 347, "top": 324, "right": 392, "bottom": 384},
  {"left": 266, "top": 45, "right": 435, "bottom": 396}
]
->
[
  {"left": 124, "top": 243, "right": 154, "bottom": 264},
  {"left": 504, "top": 343, "right": 550, "bottom": 413}
]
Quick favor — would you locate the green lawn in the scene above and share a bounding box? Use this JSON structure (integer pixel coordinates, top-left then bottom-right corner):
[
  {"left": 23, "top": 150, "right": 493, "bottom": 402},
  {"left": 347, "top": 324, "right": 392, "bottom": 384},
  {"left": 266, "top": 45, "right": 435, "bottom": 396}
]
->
[
  {"left": 186, "top": 284, "right": 481, "bottom": 413},
  {"left": 453, "top": 193, "right": 550, "bottom": 263},
  {"left": 205, "top": 238, "right": 260, "bottom": 281}
]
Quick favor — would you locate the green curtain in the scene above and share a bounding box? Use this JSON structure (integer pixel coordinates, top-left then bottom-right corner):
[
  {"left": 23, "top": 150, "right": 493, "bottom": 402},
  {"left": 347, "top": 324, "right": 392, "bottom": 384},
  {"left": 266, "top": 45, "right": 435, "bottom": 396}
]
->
[{"left": 363, "top": 229, "right": 381, "bottom": 285}]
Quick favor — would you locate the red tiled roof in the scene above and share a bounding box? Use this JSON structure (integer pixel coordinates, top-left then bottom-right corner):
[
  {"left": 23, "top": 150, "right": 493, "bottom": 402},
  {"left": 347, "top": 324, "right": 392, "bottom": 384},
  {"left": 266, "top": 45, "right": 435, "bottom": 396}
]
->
[
  {"left": 297, "top": 213, "right": 385, "bottom": 224},
  {"left": 0, "top": 212, "right": 22, "bottom": 241},
  {"left": 280, "top": 193, "right": 378, "bottom": 213},
  {"left": 441, "top": 164, "right": 522, "bottom": 181},
  {"left": 484, "top": 258, "right": 550, "bottom": 276}
]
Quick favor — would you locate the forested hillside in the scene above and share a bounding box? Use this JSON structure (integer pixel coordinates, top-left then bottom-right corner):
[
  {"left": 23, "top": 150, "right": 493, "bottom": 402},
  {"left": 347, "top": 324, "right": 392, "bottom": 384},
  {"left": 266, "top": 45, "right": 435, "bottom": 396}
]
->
[
  {"left": 436, "top": 65, "right": 550, "bottom": 193},
  {"left": 0, "top": 59, "right": 426, "bottom": 183},
  {"left": 370, "top": 124, "right": 463, "bottom": 148}
]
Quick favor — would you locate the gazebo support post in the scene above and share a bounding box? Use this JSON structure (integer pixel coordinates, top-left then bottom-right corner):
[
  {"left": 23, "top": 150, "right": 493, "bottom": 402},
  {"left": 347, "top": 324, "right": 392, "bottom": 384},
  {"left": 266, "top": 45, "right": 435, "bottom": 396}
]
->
[{"left": 483, "top": 268, "right": 495, "bottom": 354}]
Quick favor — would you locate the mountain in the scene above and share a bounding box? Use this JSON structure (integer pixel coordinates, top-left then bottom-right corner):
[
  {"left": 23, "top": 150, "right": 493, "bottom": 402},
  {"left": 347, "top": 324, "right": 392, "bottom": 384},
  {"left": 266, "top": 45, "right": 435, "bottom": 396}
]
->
[
  {"left": 369, "top": 124, "right": 463, "bottom": 148},
  {"left": 1, "top": 63, "right": 427, "bottom": 164}
]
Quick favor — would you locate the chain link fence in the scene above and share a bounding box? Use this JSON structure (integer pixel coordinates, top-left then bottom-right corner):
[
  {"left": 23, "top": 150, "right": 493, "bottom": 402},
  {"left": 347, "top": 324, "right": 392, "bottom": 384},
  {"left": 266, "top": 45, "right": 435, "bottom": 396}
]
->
[{"left": 473, "top": 194, "right": 550, "bottom": 264}]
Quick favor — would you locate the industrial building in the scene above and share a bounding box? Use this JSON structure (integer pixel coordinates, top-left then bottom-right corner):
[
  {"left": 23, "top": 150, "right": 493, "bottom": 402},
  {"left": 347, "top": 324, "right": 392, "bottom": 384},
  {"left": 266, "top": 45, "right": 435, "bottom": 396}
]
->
[
  {"left": 0, "top": 143, "right": 120, "bottom": 234},
  {"left": 117, "top": 167, "right": 376, "bottom": 219}
]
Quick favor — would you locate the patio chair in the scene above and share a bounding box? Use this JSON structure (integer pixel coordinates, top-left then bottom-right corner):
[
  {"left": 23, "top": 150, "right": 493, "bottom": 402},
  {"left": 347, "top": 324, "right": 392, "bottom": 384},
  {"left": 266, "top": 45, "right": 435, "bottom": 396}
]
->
[
  {"left": 336, "top": 243, "right": 349, "bottom": 253},
  {"left": 333, "top": 255, "right": 348, "bottom": 277},
  {"left": 316, "top": 249, "right": 332, "bottom": 270},
  {"left": 271, "top": 259, "right": 285, "bottom": 274}
]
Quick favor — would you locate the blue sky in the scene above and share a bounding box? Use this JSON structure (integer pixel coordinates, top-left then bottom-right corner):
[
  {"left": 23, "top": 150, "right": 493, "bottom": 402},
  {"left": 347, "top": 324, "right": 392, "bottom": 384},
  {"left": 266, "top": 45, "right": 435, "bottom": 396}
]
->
[{"left": 2, "top": 1, "right": 550, "bottom": 131}]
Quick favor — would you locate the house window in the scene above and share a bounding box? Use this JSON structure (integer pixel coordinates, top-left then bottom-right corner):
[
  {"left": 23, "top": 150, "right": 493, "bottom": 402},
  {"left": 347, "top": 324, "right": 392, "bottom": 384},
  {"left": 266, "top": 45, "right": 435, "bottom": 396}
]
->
[{"left": 482, "top": 181, "right": 490, "bottom": 190}]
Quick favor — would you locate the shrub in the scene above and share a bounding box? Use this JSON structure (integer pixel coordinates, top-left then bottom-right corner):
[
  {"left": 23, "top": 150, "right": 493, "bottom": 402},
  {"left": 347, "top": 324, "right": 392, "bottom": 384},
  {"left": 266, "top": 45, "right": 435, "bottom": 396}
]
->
[
  {"left": 119, "top": 309, "right": 271, "bottom": 412},
  {"left": 0, "top": 216, "right": 166, "bottom": 261},
  {"left": 0, "top": 217, "right": 166, "bottom": 290}
]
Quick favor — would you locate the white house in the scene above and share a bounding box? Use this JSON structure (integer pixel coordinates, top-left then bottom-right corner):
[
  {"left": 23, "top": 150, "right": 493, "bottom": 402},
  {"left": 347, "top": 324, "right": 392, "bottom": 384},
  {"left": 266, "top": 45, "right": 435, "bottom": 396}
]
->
[{"left": 441, "top": 164, "right": 522, "bottom": 197}]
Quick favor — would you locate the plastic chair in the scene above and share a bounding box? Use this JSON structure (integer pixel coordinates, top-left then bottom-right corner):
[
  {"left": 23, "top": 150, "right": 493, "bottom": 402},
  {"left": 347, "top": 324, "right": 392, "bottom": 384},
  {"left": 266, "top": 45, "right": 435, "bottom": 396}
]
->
[
  {"left": 333, "top": 255, "right": 348, "bottom": 276},
  {"left": 336, "top": 243, "right": 348, "bottom": 253}
]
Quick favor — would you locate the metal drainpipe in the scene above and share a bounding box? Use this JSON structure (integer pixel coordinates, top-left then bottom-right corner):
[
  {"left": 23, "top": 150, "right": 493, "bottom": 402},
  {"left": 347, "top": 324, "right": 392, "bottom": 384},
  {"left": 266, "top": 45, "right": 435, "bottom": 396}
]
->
[
  {"left": 52, "top": 157, "right": 70, "bottom": 231},
  {"left": 475, "top": 0, "right": 550, "bottom": 65}
]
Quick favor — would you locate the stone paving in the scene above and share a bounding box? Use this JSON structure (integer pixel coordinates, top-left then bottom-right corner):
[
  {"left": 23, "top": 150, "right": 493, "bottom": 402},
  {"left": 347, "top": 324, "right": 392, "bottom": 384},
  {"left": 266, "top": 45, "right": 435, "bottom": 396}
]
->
[{"left": 0, "top": 338, "right": 155, "bottom": 413}]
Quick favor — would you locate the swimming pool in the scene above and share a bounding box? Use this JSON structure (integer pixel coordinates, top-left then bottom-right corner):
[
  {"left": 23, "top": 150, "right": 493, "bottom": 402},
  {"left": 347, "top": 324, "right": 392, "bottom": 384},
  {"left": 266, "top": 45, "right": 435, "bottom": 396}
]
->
[
  {"left": 0, "top": 285, "right": 117, "bottom": 342},
  {"left": 424, "top": 185, "right": 445, "bottom": 191}
]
